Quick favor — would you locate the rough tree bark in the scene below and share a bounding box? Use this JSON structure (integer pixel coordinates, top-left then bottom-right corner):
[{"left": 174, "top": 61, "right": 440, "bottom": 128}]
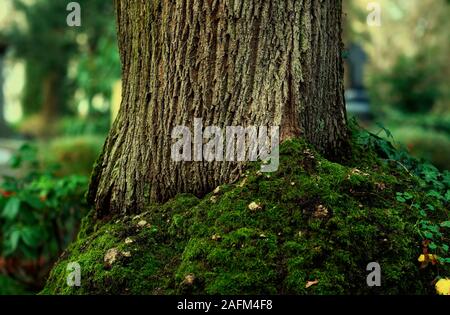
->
[{"left": 88, "top": 0, "right": 350, "bottom": 217}]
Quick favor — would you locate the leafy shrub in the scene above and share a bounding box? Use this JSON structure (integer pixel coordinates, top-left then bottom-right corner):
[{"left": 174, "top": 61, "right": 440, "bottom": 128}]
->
[
  {"left": 353, "top": 122, "right": 450, "bottom": 269},
  {"left": 368, "top": 111, "right": 450, "bottom": 171},
  {"left": 389, "top": 126, "right": 450, "bottom": 171},
  {"left": 0, "top": 144, "right": 88, "bottom": 290},
  {"left": 41, "top": 136, "right": 104, "bottom": 176},
  {"left": 58, "top": 116, "right": 110, "bottom": 137},
  {"left": 370, "top": 53, "right": 442, "bottom": 113}
]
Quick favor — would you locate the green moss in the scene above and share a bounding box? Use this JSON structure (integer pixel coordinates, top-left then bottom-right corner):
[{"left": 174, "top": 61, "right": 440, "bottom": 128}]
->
[{"left": 42, "top": 139, "right": 449, "bottom": 295}]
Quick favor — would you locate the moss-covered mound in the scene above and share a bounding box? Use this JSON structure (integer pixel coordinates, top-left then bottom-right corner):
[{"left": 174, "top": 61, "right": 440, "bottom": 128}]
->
[{"left": 42, "top": 138, "right": 449, "bottom": 295}]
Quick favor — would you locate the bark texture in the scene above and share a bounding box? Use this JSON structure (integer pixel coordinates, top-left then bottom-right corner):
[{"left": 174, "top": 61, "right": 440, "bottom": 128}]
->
[{"left": 89, "top": 0, "right": 349, "bottom": 217}]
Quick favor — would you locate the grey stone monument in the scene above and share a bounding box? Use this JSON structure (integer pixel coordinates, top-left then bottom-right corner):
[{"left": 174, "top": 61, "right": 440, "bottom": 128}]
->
[{"left": 345, "top": 43, "right": 372, "bottom": 120}]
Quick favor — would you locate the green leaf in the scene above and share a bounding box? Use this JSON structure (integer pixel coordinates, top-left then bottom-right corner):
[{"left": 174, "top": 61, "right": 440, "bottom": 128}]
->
[
  {"left": 429, "top": 242, "right": 438, "bottom": 250},
  {"left": 2, "top": 197, "right": 21, "bottom": 220},
  {"left": 440, "top": 258, "right": 450, "bottom": 264},
  {"left": 442, "top": 244, "right": 449, "bottom": 252},
  {"left": 21, "top": 227, "right": 42, "bottom": 247},
  {"left": 440, "top": 221, "right": 450, "bottom": 228},
  {"left": 411, "top": 203, "right": 420, "bottom": 209},
  {"left": 375, "top": 122, "right": 394, "bottom": 139},
  {"left": 445, "top": 190, "right": 450, "bottom": 202},
  {"left": 423, "top": 231, "right": 433, "bottom": 239},
  {"left": 426, "top": 225, "right": 440, "bottom": 233},
  {"left": 421, "top": 164, "right": 439, "bottom": 183},
  {"left": 396, "top": 196, "right": 406, "bottom": 202},
  {"left": 426, "top": 190, "right": 442, "bottom": 199},
  {"left": 403, "top": 192, "right": 413, "bottom": 200},
  {"left": 22, "top": 194, "right": 44, "bottom": 209},
  {"left": 443, "top": 171, "right": 450, "bottom": 186},
  {"left": 9, "top": 156, "right": 21, "bottom": 168},
  {"left": 5, "top": 229, "right": 21, "bottom": 255}
]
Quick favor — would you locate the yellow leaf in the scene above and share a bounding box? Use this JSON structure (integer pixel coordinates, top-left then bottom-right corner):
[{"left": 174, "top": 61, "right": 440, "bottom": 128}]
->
[
  {"left": 418, "top": 254, "right": 439, "bottom": 262},
  {"left": 305, "top": 280, "right": 319, "bottom": 289},
  {"left": 435, "top": 278, "right": 450, "bottom": 295}
]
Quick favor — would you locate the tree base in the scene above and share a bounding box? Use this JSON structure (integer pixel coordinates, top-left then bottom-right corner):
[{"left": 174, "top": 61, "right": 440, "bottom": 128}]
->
[{"left": 42, "top": 138, "right": 449, "bottom": 295}]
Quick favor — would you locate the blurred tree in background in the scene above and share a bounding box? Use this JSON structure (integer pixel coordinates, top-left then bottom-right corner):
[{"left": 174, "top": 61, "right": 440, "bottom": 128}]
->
[
  {"left": 345, "top": 0, "right": 450, "bottom": 170},
  {"left": 350, "top": 0, "right": 449, "bottom": 114},
  {"left": 7, "top": 1, "right": 76, "bottom": 121},
  {"left": 381, "top": 53, "right": 442, "bottom": 114},
  {"left": 0, "top": 0, "right": 120, "bottom": 294},
  {"left": 2, "top": 0, "right": 120, "bottom": 137}
]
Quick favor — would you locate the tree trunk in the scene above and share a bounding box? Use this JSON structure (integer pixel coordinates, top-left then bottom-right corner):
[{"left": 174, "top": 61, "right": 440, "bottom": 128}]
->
[
  {"left": 89, "top": 0, "right": 349, "bottom": 217},
  {"left": 41, "top": 73, "right": 59, "bottom": 122},
  {"left": 0, "top": 48, "right": 10, "bottom": 137}
]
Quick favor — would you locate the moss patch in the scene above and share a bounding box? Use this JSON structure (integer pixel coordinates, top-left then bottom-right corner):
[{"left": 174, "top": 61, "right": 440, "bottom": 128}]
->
[{"left": 41, "top": 139, "right": 449, "bottom": 295}]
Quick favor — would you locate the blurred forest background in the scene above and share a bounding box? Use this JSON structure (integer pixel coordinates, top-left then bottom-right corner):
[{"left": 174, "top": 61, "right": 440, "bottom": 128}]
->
[{"left": 0, "top": 0, "right": 448, "bottom": 294}]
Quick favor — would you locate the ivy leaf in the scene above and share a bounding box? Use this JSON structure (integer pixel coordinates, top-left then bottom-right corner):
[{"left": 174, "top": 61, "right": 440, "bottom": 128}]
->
[
  {"left": 396, "top": 193, "right": 406, "bottom": 203},
  {"left": 2, "top": 197, "right": 21, "bottom": 220},
  {"left": 426, "top": 225, "right": 440, "bottom": 233},
  {"left": 441, "top": 258, "right": 450, "bottom": 264},
  {"left": 403, "top": 192, "right": 414, "bottom": 200},
  {"left": 411, "top": 203, "right": 420, "bottom": 209},
  {"left": 421, "top": 164, "right": 439, "bottom": 184},
  {"left": 445, "top": 190, "right": 450, "bottom": 202},
  {"left": 21, "top": 227, "right": 42, "bottom": 247},
  {"left": 4, "top": 229, "right": 21, "bottom": 255},
  {"left": 375, "top": 122, "right": 394, "bottom": 139},
  {"left": 427, "top": 190, "right": 442, "bottom": 199},
  {"left": 442, "top": 171, "right": 450, "bottom": 187},
  {"left": 9, "top": 155, "right": 21, "bottom": 168},
  {"left": 21, "top": 193, "right": 44, "bottom": 209}
]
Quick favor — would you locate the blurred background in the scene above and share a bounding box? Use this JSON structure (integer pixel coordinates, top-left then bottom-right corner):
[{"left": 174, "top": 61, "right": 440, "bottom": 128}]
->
[{"left": 0, "top": 0, "right": 448, "bottom": 294}]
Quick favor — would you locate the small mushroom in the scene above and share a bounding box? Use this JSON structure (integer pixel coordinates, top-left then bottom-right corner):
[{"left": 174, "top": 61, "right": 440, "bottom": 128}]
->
[
  {"left": 125, "top": 237, "right": 134, "bottom": 244},
  {"left": 312, "top": 205, "right": 329, "bottom": 219},
  {"left": 137, "top": 220, "right": 147, "bottom": 227},
  {"left": 104, "top": 248, "right": 119, "bottom": 268},
  {"left": 122, "top": 251, "right": 132, "bottom": 258},
  {"left": 210, "top": 195, "right": 218, "bottom": 203},
  {"left": 182, "top": 274, "right": 196, "bottom": 286},
  {"left": 248, "top": 202, "right": 262, "bottom": 211}
]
